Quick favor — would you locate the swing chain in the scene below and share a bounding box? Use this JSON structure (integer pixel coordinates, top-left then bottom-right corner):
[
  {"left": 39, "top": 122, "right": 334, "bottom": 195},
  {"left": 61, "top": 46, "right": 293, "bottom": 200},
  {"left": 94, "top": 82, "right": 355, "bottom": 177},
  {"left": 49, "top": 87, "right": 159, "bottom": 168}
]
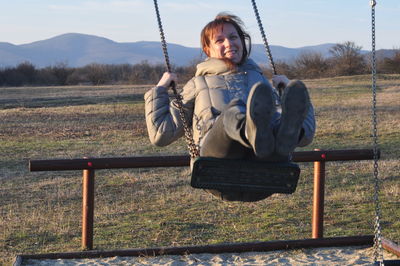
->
[
  {"left": 153, "top": 0, "right": 172, "bottom": 73},
  {"left": 250, "top": 0, "right": 277, "bottom": 75},
  {"left": 153, "top": 0, "right": 200, "bottom": 158},
  {"left": 251, "top": 0, "right": 287, "bottom": 96},
  {"left": 370, "top": 1, "right": 384, "bottom": 264}
]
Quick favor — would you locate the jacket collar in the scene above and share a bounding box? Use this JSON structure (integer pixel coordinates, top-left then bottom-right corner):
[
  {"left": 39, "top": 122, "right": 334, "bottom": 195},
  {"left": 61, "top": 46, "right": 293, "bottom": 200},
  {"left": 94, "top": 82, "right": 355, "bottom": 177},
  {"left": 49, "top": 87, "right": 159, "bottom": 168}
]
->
[{"left": 195, "top": 58, "right": 262, "bottom": 76}]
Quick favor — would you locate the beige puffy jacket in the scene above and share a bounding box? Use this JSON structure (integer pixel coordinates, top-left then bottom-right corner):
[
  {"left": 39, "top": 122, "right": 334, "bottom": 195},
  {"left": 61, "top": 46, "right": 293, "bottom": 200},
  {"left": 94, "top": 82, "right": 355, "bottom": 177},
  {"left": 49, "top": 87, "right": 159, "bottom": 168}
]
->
[{"left": 144, "top": 57, "right": 315, "bottom": 148}]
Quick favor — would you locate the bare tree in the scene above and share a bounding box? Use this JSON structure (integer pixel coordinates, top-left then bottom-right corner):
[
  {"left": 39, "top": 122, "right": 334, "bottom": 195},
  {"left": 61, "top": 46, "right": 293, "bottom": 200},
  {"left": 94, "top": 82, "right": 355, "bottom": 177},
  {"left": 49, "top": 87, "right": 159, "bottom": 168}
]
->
[
  {"left": 329, "top": 41, "right": 367, "bottom": 76},
  {"left": 50, "top": 62, "right": 71, "bottom": 85},
  {"left": 85, "top": 63, "right": 110, "bottom": 85},
  {"left": 294, "top": 52, "right": 329, "bottom": 79},
  {"left": 379, "top": 49, "right": 400, "bottom": 74}
]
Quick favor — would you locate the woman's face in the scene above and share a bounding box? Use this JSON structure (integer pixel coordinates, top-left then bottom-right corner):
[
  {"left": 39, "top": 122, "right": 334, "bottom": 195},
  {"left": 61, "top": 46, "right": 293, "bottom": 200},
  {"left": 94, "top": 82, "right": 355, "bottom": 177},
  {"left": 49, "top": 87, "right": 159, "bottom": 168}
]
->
[{"left": 207, "top": 23, "right": 243, "bottom": 64}]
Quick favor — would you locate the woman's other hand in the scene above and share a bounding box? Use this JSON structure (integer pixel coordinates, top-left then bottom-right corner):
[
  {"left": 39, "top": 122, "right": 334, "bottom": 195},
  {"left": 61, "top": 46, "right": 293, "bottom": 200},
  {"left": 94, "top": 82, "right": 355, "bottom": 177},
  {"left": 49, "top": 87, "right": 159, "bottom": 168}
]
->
[{"left": 157, "top": 72, "right": 178, "bottom": 88}]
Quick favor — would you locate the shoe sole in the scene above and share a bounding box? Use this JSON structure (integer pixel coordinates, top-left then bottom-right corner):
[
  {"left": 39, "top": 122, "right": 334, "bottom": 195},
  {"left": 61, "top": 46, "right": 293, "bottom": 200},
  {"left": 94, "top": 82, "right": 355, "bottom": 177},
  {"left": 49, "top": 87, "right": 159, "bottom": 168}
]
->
[
  {"left": 246, "top": 82, "right": 276, "bottom": 158},
  {"left": 276, "top": 80, "right": 310, "bottom": 156}
]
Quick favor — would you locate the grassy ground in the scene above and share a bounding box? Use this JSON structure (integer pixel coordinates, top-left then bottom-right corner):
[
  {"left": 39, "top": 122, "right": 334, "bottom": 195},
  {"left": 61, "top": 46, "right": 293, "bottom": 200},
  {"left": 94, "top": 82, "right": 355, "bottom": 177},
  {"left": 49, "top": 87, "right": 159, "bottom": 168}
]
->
[{"left": 0, "top": 75, "right": 399, "bottom": 265}]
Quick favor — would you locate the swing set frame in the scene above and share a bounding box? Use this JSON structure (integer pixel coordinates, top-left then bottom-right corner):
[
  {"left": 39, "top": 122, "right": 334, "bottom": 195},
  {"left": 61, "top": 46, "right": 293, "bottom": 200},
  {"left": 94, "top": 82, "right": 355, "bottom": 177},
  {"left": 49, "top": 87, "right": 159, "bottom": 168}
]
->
[{"left": 14, "top": 149, "right": 400, "bottom": 263}]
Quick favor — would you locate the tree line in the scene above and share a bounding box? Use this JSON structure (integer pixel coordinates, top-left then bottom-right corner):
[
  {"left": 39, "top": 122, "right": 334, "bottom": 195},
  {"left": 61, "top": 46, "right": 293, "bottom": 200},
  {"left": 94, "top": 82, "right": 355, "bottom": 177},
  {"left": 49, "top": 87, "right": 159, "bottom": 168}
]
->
[
  {"left": 273, "top": 41, "right": 400, "bottom": 80},
  {"left": 1, "top": 41, "right": 399, "bottom": 87}
]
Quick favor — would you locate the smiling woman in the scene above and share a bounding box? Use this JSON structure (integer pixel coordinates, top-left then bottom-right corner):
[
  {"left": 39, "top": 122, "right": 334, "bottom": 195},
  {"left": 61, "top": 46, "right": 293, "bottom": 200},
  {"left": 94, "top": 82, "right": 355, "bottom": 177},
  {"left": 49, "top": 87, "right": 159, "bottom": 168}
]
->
[
  {"left": 201, "top": 14, "right": 248, "bottom": 66},
  {"left": 146, "top": 6, "right": 316, "bottom": 202},
  {"left": 207, "top": 23, "right": 243, "bottom": 63}
]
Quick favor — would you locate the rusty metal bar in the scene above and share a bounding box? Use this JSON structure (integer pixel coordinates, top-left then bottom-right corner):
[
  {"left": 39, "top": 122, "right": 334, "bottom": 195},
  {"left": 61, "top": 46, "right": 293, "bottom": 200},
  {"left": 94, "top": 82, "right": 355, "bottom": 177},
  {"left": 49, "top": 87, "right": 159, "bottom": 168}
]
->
[
  {"left": 312, "top": 149, "right": 325, "bottom": 239},
  {"left": 382, "top": 238, "right": 400, "bottom": 257},
  {"left": 30, "top": 155, "right": 189, "bottom": 171},
  {"left": 29, "top": 149, "right": 378, "bottom": 172},
  {"left": 82, "top": 169, "right": 95, "bottom": 250},
  {"left": 292, "top": 148, "right": 378, "bottom": 162},
  {"left": 15, "top": 235, "right": 374, "bottom": 260}
]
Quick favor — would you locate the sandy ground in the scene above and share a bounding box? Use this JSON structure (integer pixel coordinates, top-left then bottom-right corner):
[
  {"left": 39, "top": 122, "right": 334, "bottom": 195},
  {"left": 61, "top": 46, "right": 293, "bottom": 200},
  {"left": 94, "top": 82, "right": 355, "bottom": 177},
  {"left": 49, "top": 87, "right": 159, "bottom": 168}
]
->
[{"left": 20, "top": 246, "right": 399, "bottom": 265}]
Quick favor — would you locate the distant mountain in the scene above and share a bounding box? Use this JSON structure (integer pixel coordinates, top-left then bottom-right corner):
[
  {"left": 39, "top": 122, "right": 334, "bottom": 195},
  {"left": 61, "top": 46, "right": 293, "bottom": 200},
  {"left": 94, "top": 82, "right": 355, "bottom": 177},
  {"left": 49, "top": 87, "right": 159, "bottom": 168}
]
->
[
  {"left": 0, "top": 33, "right": 203, "bottom": 68},
  {"left": 0, "top": 33, "right": 388, "bottom": 68}
]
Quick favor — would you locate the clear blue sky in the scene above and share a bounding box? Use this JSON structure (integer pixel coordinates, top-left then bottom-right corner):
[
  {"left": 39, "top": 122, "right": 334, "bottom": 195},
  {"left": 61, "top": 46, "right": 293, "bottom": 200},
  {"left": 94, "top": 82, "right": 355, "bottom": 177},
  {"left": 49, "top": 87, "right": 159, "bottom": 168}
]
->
[{"left": 0, "top": 0, "right": 398, "bottom": 50}]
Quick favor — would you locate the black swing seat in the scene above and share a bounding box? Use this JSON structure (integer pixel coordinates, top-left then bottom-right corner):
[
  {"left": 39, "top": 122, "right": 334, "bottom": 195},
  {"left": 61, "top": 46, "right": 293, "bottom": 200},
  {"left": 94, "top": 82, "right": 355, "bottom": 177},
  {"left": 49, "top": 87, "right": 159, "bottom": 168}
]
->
[
  {"left": 375, "top": 261, "right": 400, "bottom": 266},
  {"left": 191, "top": 157, "right": 300, "bottom": 194}
]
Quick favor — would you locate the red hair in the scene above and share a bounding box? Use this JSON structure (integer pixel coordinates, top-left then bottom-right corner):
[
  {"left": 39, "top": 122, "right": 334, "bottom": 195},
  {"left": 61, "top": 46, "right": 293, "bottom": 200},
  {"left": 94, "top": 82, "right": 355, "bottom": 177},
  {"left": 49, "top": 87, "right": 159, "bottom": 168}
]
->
[{"left": 201, "top": 13, "right": 252, "bottom": 69}]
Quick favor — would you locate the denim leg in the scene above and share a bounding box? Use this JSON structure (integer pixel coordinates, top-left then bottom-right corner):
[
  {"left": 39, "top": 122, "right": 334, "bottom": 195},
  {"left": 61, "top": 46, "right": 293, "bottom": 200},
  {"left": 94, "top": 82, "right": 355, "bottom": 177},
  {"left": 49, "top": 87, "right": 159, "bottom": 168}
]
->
[
  {"left": 199, "top": 101, "right": 272, "bottom": 202},
  {"left": 200, "top": 114, "right": 252, "bottom": 159}
]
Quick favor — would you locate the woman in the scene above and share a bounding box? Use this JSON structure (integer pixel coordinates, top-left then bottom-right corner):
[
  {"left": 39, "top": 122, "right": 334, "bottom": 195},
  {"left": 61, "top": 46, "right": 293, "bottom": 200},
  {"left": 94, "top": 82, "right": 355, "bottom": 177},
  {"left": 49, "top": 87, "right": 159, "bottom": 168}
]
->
[{"left": 145, "top": 13, "right": 316, "bottom": 201}]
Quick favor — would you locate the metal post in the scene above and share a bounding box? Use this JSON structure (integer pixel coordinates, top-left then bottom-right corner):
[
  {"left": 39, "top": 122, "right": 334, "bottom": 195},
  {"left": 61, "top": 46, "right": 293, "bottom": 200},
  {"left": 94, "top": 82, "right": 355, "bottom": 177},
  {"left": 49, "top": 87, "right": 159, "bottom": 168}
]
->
[
  {"left": 82, "top": 169, "right": 95, "bottom": 250},
  {"left": 312, "top": 149, "right": 326, "bottom": 238}
]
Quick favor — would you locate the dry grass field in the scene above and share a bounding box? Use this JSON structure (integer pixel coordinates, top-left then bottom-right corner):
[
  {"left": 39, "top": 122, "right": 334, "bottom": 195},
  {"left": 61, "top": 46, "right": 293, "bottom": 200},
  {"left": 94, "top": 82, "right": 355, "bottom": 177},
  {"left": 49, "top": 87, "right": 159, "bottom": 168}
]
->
[{"left": 0, "top": 75, "right": 399, "bottom": 265}]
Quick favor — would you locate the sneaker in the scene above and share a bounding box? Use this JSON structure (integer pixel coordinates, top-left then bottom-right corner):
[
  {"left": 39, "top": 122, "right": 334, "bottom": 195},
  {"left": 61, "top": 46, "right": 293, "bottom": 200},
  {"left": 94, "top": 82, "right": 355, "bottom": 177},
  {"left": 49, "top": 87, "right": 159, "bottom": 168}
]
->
[
  {"left": 275, "top": 80, "right": 310, "bottom": 157},
  {"left": 245, "top": 82, "right": 276, "bottom": 158}
]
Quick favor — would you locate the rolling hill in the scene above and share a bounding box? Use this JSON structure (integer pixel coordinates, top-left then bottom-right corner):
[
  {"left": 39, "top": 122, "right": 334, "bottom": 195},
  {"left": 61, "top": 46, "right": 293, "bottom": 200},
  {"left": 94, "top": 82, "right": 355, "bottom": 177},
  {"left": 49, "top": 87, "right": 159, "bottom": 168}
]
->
[{"left": 0, "top": 33, "right": 389, "bottom": 68}]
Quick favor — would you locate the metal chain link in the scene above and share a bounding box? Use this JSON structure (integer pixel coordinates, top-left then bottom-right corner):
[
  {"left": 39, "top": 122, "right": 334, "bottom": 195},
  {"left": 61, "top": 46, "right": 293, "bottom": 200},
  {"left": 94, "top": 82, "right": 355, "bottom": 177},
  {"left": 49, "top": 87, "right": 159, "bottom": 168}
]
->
[
  {"left": 370, "top": 0, "right": 384, "bottom": 265},
  {"left": 250, "top": 0, "right": 277, "bottom": 75},
  {"left": 250, "top": 0, "right": 287, "bottom": 96},
  {"left": 153, "top": 0, "right": 172, "bottom": 73},
  {"left": 152, "top": 0, "right": 200, "bottom": 158}
]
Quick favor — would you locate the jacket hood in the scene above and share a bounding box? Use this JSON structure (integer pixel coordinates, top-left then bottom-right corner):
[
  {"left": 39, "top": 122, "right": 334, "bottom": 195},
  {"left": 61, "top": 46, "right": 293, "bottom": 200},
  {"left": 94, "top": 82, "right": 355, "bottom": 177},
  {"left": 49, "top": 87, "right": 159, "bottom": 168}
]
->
[{"left": 195, "top": 58, "right": 263, "bottom": 76}]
